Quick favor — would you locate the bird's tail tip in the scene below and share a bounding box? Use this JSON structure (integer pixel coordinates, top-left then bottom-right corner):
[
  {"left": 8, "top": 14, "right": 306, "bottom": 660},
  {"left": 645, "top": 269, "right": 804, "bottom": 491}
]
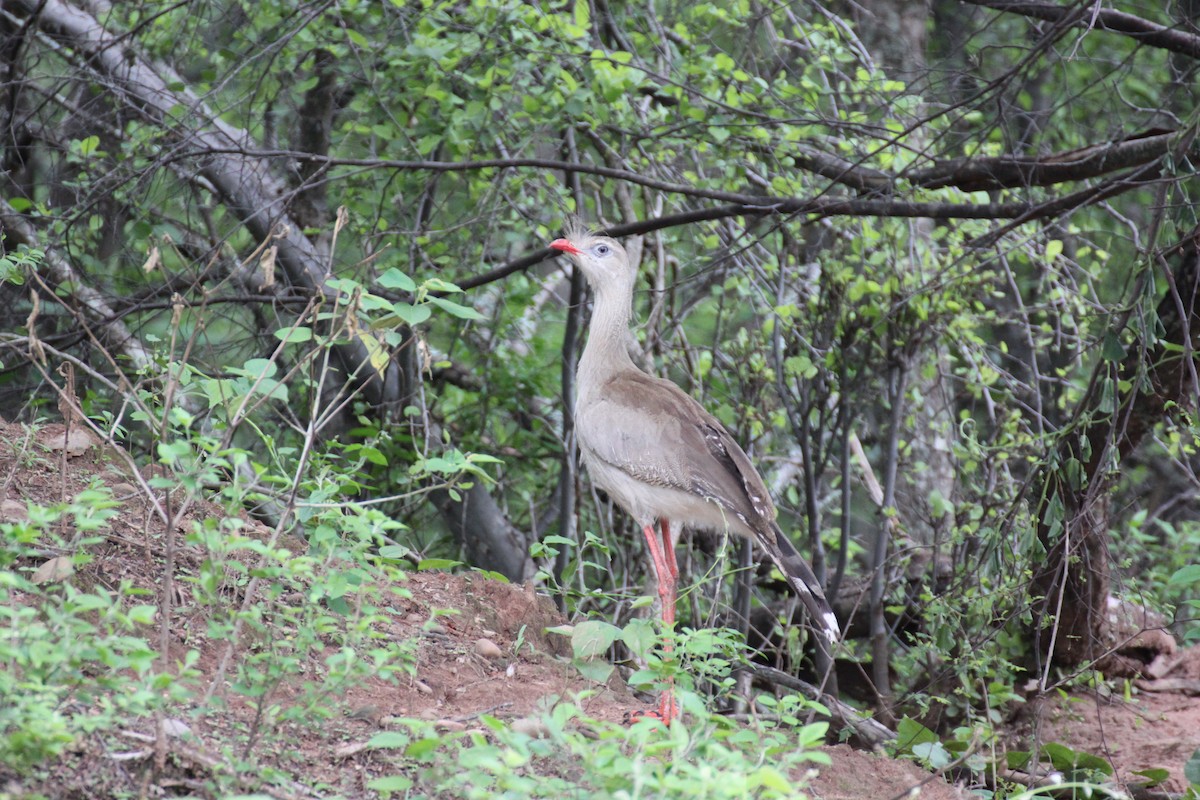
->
[{"left": 821, "top": 611, "right": 842, "bottom": 644}]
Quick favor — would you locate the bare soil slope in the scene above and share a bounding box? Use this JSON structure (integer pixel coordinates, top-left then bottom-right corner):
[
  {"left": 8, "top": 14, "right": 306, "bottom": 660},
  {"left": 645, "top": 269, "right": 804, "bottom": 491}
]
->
[{"left": 2, "top": 418, "right": 1197, "bottom": 798}]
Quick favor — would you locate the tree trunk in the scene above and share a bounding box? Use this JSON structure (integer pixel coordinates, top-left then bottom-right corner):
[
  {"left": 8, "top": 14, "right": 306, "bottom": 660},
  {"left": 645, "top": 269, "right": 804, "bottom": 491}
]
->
[
  {"left": 9, "top": 0, "right": 532, "bottom": 579},
  {"left": 1032, "top": 229, "right": 1200, "bottom": 668}
]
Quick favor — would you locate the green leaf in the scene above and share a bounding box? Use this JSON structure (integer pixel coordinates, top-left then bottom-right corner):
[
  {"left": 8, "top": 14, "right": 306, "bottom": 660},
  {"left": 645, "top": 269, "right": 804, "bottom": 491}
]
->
[
  {"left": 384, "top": 302, "right": 433, "bottom": 327},
  {"left": 367, "top": 775, "right": 414, "bottom": 792},
  {"left": 421, "top": 277, "right": 463, "bottom": 293},
  {"left": 77, "top": 135, "right": 101, "bottom": 157},
  {"left": 1132, "top": 768, "right": 1170, "bottom": 787},
  {"left": 127, "top": 605, "right": 158, "bottom": 625},
  {"left": 1040, "top": 742, "right": 1112, "bottom": 776},
  {"left": 233, "top": 358, "right": 278, "bottom": 380},
  {"left": 575, "top": 659, "right": 615, "bottom": 683},
  {"left": 895, "top": 717, "right": 939, "bottom": 753},
  {"left": 357, "top": 331, "right": 390, "bottom": 376},
  {"left": 570, "top": 620, "right": 621, "bottom": 659},
  {"left": 1169, "top": 565, "right": 1200, "bottom": 585},
  {"left": 1185, "top": 747, "right": 1200, "bottom": 787},
  {"left": 325, "top": 276, "right": 360, "bottom": 296},
  {"left": 377, "top": 545, "right": 411, "bottom": 560},
  {"left": 474, "top": 570, "right": 509, "bottom": 583},
  {"left": 356, "top": 446, "right": 388, "bottom": 466},
  {"left": 1073, "top": 750, "right": 1114, "bottom": 776},
  {"left": 428, "top": 295, "right": 485, "bottom": 321},
  {"left": 274, "top": 325, "right": 313, "bottom": 344},
  {"left": 620, "top": 618, "right": 658, "bottom": 659},
  {"left": 1100, "top": 331, "right": 1125, "bottom": 362},
  {"left": 377, "top": 268, "right": 417, "bottom": 292},
  {"left": 367, "top": 731, "right": 411, "bottom": 749},
  {"left": 912, "top": 741, "right": 952, "bottom": 770},
  {"left": 417, "top": 558, "right": 463, "bottom": 571},
  {"left": 405, "top": 737, "right": 441, "bottom": 759}
]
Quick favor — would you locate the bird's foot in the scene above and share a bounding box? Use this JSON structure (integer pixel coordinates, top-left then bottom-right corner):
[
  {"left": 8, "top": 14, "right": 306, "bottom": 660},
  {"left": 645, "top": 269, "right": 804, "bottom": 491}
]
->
[{"left": 622, "top": 692, "right": 678, "bottom": 725}]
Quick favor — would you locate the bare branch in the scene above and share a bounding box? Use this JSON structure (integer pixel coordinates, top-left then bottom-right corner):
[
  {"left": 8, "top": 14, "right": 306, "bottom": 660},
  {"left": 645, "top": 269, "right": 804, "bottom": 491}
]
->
[
  {"left": 964, "top": 0, "right": 1200, "bottom": 59},
  {"left": 1, "top": 197, "right": 154, "bottom": 373},
  {"left": 461, "top": 177, "right": 1155, "bottom": 291},
  {"left": 168, "top": 130, "right": 1198, "bottom": 205},
  {"left": 907, "top": 129, "right": 1194, "bottom": 192}
]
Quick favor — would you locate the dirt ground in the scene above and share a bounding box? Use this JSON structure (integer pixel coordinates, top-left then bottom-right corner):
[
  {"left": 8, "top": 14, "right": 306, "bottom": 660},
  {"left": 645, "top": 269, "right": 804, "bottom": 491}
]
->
[{"left": 2, "top": 418, "right": 1198, "bottom": 799}]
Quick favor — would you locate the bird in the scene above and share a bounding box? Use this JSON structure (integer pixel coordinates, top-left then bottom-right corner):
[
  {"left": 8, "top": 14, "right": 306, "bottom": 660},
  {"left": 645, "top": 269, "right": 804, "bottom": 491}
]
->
[{"left": 549, "top": 228, "right": 840, "bottom": 723}]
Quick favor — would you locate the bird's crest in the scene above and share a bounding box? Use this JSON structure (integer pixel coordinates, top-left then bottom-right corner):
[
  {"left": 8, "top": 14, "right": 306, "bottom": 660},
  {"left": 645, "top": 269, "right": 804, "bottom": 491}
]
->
[{"left": 563, "top": 216, "right": 605, "bottom": 244}]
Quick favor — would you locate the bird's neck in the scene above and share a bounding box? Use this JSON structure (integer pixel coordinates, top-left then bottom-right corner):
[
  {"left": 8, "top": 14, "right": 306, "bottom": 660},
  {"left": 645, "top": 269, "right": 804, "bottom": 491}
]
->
[{"left": 577, "top": 282, "right": 638, "bottom": 388}]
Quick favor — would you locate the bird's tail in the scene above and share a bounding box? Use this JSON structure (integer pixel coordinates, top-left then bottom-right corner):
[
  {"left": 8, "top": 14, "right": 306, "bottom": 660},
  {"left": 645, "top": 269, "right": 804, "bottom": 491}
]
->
[{"left": 758, "top": 523, "right": 841, "bottom": 644}]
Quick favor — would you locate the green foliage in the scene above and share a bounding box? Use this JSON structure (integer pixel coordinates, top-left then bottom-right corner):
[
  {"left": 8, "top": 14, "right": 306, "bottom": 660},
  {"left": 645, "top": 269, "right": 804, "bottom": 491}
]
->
[
  {"left": 1186, "top": 747, "right": 1200, "bottom": 790},
  {"left": 0, "top": 243, "right": 36, "bottom": 286},
  {"left": 894, "top": 717, "right": 1131, "bottom": 795},
  {"left": 1113, "top": 511, "right": 1200, "bottom": 644},
  {"left": 367, "top": 698, "right": 828, "bottom": 799},
  {"left": 0, "top": 492, "right": 165, "bottom": 773},
  {"left": 0, "top": 260, "right": 501, "bottom": 782},
  {"left": 7, "top": 0, "right": 1200, "bottom": 790},
  {"left": 186, "top": 512, "right": 417, "bottom": 740}
]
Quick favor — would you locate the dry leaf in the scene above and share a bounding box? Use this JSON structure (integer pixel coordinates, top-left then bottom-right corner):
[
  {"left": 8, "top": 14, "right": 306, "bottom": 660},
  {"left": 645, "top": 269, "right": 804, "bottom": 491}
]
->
[
  {"left": 32, "top": 555, "right": 74, "bottom": 584},
  {"left": 260, "top": 244, "right": 276, "bottom": 287},
  {"left": 142, "top": 245, "right": 161, "bottom": 273}
]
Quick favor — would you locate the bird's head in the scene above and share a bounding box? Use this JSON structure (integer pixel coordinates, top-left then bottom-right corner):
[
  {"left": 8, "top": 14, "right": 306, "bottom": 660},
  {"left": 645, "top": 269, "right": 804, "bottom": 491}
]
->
[{"left": 549, "top": 233, "right": 630, "bottom": 289}]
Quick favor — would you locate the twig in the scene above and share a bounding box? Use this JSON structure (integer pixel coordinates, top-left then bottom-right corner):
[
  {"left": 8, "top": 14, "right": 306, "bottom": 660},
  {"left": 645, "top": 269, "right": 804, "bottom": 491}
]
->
[
  {"left": 746, "top": 663, "right": 895, "bottom": 749},
  {"left": 452, "top": 702, "right": 514, "bottom": 722},
  {"left": 114, "top": 729, "right": 323, "bottom": 800}
]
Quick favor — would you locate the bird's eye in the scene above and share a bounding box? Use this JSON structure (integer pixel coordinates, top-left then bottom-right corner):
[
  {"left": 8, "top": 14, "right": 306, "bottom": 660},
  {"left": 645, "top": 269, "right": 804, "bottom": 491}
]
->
[{"left": 595, "top": 244, "right": 611, "bottom": 256}]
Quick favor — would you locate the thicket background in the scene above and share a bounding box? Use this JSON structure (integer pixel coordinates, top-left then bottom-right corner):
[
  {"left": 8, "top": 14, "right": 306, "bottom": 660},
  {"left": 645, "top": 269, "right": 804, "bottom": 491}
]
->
[{"left": 2, "top": 0, "right": 1200, "bottom": 793}]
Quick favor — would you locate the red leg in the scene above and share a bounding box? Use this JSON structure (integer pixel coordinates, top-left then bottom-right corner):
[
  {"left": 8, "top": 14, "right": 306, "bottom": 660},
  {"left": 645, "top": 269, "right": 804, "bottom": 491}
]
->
[
  {"left": 660, "top": 520, "right": 679, "bottom": 579},
  {"left": 658, "top": 521, "right": 678, "bottom": 722},
  {"left": 656, "top": 520, "right": 678, "bottom": 628},
  {"left": 629, "top": 519, "right": 678, "bottom": 724}
]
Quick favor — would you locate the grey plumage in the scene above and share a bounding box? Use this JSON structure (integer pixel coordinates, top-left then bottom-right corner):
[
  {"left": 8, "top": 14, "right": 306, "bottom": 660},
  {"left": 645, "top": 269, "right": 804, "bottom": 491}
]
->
[{"left": 551, "top": 231, "right": 840, "bottom": 644}]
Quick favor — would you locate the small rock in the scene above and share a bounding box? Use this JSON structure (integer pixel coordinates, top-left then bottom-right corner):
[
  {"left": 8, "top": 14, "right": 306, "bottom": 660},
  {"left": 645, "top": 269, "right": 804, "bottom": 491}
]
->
[
  {"left": 414, "top": 680, "right": 433, "bottom": 694},
  {"left": 334, "top": 741, "right": 370, "bottom": 759},
  {"left": 435, "top": 719, "right": 466, "bottom": 731},
  {"left": 474, "top": 638, "right": 503, "bottom": 659},
  {"left": 42, "top": 427, "right": 97, "bottom": 456},
  {"left": 0, "top": 500, "right": 26, "bottom": 521},
  {"left": 160, "top": 718, "right": 191, "bottom": 738}
]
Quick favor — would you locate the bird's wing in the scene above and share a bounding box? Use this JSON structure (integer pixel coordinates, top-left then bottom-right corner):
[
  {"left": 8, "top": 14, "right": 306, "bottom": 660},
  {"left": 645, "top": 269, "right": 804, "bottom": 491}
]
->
[
  {"left": 577, "top": 370, "right": 776, "bottom": 532},
  {"left": 579, "top": 370, "right": 841, "bottom": 643}
]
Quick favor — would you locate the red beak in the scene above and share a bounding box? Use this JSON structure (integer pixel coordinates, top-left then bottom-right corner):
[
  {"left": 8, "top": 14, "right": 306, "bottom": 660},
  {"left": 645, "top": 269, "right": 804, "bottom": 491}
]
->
[{"left": 549, "top": 238, "right": 582, "bottom": 255}]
